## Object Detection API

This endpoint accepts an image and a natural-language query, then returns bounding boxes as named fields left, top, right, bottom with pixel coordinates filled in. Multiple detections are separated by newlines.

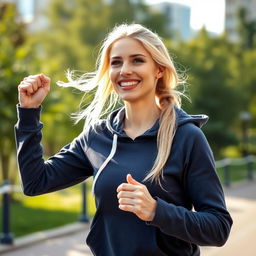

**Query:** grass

left=216, top=160, right=256, bottom=185
left=0, top=180, right=96, bottom=237
left=10, top=203, right=79, bottom=237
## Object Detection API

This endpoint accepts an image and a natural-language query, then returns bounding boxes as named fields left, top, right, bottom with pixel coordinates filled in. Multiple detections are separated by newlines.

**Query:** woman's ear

left=156, top=66, right=165, bottom=79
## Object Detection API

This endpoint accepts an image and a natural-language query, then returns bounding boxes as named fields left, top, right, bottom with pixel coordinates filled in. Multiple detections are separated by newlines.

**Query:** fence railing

left=0, top=181, right=89, bottom=245
left=215, top=155, right=256, bottom=187
left=0, top=155, right=255, bottom=245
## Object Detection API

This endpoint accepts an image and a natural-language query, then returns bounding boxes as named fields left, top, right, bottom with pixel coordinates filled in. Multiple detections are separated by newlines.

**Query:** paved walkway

left=0, top=224, right=93, bottom=256
left=1, top=181, right=256, bottom=256
left=200, top=181, right=256, bottom=256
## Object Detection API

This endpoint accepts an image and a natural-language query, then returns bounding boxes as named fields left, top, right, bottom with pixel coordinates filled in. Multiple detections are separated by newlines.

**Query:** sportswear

left=15, top=106, right=232, bottom=256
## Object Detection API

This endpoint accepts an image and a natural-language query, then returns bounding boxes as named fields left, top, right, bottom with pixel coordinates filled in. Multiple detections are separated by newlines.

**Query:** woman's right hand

left=18, top=74, right=51, bottom=108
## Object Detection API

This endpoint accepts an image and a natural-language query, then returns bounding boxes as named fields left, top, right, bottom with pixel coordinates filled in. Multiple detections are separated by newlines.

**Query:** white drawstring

left=91, top=134, right=118, bottom=196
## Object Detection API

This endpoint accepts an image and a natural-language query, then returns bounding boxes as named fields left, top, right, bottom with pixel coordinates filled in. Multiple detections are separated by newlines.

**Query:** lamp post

left=239, top=111, right=251, bottom=156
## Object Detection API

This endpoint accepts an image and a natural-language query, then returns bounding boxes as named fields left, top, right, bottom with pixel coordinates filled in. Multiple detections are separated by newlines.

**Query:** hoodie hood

left=106, top=107, right=209, bottom=136
left=175, top=107, right=208, bottom=128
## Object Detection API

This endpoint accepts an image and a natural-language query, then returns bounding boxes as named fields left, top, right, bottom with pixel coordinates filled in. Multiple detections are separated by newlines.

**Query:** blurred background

left=0, top=0, right=255, bottom=255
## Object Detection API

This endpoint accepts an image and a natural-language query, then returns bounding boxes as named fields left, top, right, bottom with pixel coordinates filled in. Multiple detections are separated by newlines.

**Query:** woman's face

left=109, top=37, right=163, bottom=104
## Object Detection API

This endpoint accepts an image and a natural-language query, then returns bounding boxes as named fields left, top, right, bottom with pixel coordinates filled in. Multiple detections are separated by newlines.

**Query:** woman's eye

left=111, top=60, right=122, bottom=66
left=133, top=58, right=145, bottom=63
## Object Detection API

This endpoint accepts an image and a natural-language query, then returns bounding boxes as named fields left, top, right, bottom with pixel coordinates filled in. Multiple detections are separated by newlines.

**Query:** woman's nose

left=120, top=63, right=132, bottom=76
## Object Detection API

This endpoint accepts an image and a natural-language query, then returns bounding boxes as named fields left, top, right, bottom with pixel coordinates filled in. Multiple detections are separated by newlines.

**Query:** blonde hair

left=57, top=24, right=184, bottom=184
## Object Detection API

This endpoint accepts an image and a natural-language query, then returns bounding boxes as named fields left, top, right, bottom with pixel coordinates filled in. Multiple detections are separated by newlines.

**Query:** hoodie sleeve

left=148, top=125, right=233, bottom=246
left=15, top=106, right=94, bottom=196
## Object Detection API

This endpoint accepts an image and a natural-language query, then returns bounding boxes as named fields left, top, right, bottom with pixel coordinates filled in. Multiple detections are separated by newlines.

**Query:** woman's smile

left=118, top=79, right=141, bottom=90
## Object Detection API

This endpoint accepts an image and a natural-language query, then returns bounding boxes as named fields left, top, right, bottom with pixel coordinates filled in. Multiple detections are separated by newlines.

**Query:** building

left=22, top=0, right=50, bottom=33
left=0, top=0, right=49, bottom=32
left=225, top=0, right=256, bottom=41
left=0, top=0, right=34, bottom=22
left=150, top=1, right=191, bottom=40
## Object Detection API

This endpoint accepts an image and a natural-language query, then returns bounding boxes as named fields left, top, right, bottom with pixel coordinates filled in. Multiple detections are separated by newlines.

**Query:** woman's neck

left=123, top=101, right=160, bottom=139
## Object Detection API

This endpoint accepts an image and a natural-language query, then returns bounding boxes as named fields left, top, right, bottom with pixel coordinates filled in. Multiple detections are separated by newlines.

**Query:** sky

left=146, top=0, right=225, bottom=34
left=19, top=0, right=226, bottom=34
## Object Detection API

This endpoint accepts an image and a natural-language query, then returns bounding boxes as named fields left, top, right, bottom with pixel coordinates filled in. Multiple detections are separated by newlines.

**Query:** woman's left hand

left=116, top=174, right=157, bottom=221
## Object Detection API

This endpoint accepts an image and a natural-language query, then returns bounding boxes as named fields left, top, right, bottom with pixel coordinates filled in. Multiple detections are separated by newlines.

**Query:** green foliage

left=30, top=0, right=170, bottom=75
left=237, top=7, right=256, bottom=49
left=173, top=29, right=241, bottom=156
left=0, top=3, right=30, bottom=180
left=171, top=24, right=256, bottom=157
left=107, top=0, right=170, bottom=38
left=228, top=6, right=256, bottom=153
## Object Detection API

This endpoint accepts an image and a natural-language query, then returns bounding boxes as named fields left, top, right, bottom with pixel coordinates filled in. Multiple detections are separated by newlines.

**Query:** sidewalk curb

left=0, top=222, right=90, bottom=254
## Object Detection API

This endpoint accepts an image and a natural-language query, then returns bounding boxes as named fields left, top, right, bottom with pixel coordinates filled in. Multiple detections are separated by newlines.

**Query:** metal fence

left=215, top=155, right=256, bottom=187
left=0, top=181, right=89, bottom=245
left=0, top=155, right=255, bottom=245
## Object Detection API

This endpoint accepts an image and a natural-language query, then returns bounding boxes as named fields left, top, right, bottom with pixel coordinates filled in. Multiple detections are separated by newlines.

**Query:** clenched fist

left=18, top=74, right=51, bottom=108
left=117, top=174, right=157, bottom=222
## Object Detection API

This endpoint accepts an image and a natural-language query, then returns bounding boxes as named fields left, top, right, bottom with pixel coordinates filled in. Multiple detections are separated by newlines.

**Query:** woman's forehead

left=109, top=37, right=150, bottom=59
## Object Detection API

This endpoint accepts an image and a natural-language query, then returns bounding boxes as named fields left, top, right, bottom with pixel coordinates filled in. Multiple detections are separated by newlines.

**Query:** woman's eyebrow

left=130, top=54, right=146, bottom=58
left=110, top=54, right=146, bottom=59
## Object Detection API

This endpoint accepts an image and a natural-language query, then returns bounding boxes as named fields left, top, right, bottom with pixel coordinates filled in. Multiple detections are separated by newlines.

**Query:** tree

left=234, top=8, right=256, bottom=154
left=172, top=29, right=241, bottom=157
left=25, top=0, right=110, bottom=155
left=0, top=3, right=30, bottom=180
left=107, top=0, right=170, bottom=38
left=237, top=7, right=256, bottom=50
left=31, top=0, right=170, bottom=76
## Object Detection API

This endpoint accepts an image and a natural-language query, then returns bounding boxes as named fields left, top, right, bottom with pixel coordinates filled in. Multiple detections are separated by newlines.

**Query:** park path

left=200, top=181, right=256, bottom=256
left=1, top=181, right=256, bottom=256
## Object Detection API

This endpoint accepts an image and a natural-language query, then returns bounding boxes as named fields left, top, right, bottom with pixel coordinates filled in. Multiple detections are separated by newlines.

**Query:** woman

left=15, top=24, right=232, bottom=256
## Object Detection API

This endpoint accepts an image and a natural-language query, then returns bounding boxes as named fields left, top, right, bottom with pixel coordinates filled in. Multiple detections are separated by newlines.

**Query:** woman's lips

left=118, top=80, right=140, bottom=90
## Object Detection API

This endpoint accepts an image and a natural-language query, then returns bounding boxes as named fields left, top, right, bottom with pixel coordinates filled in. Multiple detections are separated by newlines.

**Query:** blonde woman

left=15, top=24, right=232, bottom=255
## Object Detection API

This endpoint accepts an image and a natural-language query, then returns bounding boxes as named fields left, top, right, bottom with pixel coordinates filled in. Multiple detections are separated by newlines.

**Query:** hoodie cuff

left=16, top=104, right=43, bottom=130
left=146, top=197, right=176, bottom=227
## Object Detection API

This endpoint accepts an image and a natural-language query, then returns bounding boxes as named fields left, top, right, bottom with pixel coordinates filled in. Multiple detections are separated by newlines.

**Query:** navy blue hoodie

left=15, top=106, right=232, bottom=256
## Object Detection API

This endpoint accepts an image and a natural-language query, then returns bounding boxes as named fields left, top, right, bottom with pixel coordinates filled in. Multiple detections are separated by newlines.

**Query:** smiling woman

left=15, top=23, right=232, bottom=255
left=108, top=37, right=164, bottom=139
left=109, top=38, right=163, bottom=104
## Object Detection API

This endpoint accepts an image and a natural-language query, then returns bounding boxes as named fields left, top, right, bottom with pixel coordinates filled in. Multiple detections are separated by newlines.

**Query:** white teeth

left=120, top=81, right=139, bottom=87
